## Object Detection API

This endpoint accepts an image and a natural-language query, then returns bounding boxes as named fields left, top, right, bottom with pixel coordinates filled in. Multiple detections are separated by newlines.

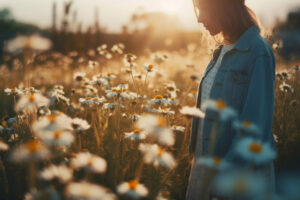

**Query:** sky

left=1, top=0, right=300, bottom=33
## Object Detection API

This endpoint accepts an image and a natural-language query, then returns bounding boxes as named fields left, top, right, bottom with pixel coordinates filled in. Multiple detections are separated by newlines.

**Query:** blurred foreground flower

left=232, top=120, right=261, bottom=135
left=0, top=141, right=9, bottom=151
left=203, top=99, right=237, bottom=121
left=235, top=137, right=276, bottom=165
left=40, top=164, right=72, bottom=183
left=32, top=113, right=73, bottom=134
left=180, top=106, right=205, bottom=118
left=124, top=129, right=148, bottom=140
left=213, top=169, right=267, bottom=199
left=196, top=156, right=231, bottom=171
left=136, top=114, right=174, bottom=146
left=71, top=152, right=107, bottom=173
left=67, top=182, right=117, bottom=200
left=117, top=179, right=148, bottom=199
left=24, top=187, right=60, bottom=200
left=15, top=93, right=50, bottom=113
left=11, top=140, right=50, bottom=162
left=139, top=143, right=176, bottom=169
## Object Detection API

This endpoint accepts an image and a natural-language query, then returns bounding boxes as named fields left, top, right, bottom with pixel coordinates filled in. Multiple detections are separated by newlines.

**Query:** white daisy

left=144, top=64, right=157, bottom=72
left=71, top=152, right=107, bottom=173
left=171, top=125, right=185, bottom=133
left=232, top=120, right=261, bottom=135
left=15, top=93, right=50, bottom=113
left=0, top=141, right=9, bottom=151
left=196, top=156, right=231, bottom=171
left=4, top=87, right=22, bottom=96
left=235, top=137, right=277, bottom=165
left=24, top=187, right=60, bottom=200
left=36, top=130, right=74, bottom=147
left=188, top=91, right=198, bottom=99
left=124, top=129, right=148, bottom=140
left=213, top=169, right=267, bottom=199
left=116, top=179, right=148, bottom=199
left=71, top=118, right=90, bottom=133
left=179, top=106, right=205, bottom=118
left=40, top=165, right=72, bottom=183
left=138, top=143, right=176, bottom=169
left=92, top=75, right=109, bottom=87
left=32, top=113, right=73, bottom=134
left=203, top=99, right=237, bottom=121
left=11, top=140, right=50, bottom=162
left=67, top=182, right=117, bottom=200
left=128, top=114, right=141, bottom=121
left=79, top=96, right=106, bottom=105
left=136, top=114, right=175, bottom=146
left=279, top=82, right=294, bottom=93
left=148, top=95, right=170, bottom=106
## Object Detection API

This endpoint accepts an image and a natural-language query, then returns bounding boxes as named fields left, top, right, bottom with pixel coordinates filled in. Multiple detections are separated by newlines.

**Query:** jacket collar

left=232, top=24, right=260, bottom=52
left=212, top=24, right=260, bottom=55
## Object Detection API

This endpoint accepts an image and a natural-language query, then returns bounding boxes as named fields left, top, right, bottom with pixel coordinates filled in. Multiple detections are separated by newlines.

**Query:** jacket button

left=233, top=74, right=238, bottom=81
left=241, top=70, right=248, bottom=75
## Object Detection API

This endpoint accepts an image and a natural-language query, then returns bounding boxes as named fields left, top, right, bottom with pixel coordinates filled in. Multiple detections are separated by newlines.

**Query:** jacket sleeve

left=223, top=54, right=276, bottom=165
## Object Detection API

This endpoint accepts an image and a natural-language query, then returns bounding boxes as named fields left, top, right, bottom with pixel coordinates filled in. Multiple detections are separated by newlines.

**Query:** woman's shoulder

left=249, top=33, right=274, bottom=59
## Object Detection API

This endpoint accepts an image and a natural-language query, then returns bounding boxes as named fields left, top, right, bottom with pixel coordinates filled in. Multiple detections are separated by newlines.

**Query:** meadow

left=0, top=36, right=299, bottom=200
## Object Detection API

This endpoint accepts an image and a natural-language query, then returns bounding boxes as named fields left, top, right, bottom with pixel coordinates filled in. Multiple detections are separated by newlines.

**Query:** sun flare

left=159, top=0, right=182, bottom=14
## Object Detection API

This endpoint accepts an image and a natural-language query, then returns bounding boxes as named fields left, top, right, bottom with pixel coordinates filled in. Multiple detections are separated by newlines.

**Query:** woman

left=186, top=0, right=277, bottom=199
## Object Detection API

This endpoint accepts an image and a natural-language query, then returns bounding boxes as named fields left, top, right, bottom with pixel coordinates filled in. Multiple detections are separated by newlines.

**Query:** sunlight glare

left=160, top=0, right=182, bottom=14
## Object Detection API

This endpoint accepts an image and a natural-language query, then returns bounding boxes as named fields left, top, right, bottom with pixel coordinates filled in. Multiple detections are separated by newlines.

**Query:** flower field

left=0, top=37, right=299, bottom=200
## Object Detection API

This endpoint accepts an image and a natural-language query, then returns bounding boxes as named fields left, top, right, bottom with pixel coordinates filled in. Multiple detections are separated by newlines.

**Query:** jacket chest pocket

left=224, top=69, right=251, bottom=112
left=228, top=69, right=250, bottom=84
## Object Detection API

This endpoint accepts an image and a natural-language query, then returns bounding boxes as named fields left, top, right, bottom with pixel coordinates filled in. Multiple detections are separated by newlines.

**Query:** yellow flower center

left=112, top=89, right=121, bottom=93
left=249, top=143, right=263, bottom=154
left=157, top=116, right=167, bottom=127
left=128, top=180, right=138, bottom=190
left=133, top=129, right=140, bottom=134
left=216, top=100, right=226, bottom=109
left=243, top=121, right=251, bottom=127
left=48, top=114, right=57, bottom=123
left=54, top=131, right=62, bottom=139
left=154, top=95, right=163, bottom=99
left=27, top=141, right=40, bottom=153
left=1, top=121, right=7, bottom=127
left=157, top=147, right=165, bottom=157
left=87, top=158, right=94, bottom=166
left=28, top=93, right=35, bottom=102
left=213, top=157, right=222, bottom=165
left=148, top=65, right=153, bottom=69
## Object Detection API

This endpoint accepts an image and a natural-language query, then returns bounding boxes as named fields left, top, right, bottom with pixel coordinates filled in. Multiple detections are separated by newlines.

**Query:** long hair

left=206, top=0, right=261, bottom=44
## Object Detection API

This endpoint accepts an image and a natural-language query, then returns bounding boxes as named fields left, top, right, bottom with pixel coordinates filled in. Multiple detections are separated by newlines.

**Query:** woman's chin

left=207, top=29, right=220, bottom=36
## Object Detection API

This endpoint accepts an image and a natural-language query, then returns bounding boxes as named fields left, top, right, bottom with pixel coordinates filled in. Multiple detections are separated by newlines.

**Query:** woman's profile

left=186, top=0, right=277, bottom=199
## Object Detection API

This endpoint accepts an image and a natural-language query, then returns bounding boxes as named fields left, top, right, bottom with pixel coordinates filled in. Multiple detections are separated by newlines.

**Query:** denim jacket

left=188, top=25, right=277, bottom=166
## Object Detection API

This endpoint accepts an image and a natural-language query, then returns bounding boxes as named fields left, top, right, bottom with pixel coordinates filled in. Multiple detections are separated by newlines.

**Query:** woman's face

left=193, top=0, right=222, bottom=36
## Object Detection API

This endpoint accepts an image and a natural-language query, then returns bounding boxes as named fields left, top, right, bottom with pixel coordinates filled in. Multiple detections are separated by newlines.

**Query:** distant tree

left=0, top=8, right=45, bottom=56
